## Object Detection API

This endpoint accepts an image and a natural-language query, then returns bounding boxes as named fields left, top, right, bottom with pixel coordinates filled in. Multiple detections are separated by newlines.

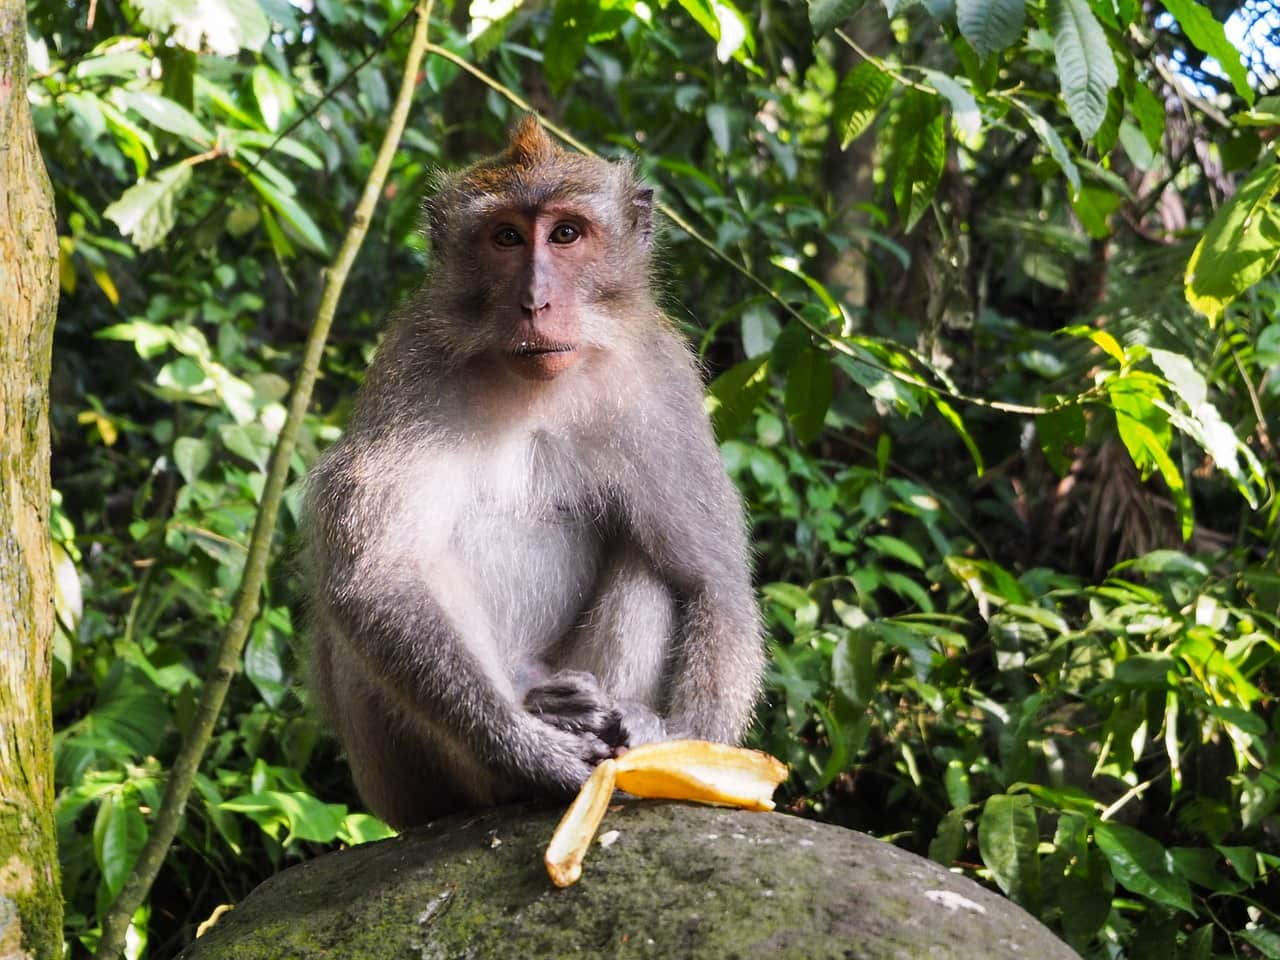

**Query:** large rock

left=179, top=801, right=1079, bottom=960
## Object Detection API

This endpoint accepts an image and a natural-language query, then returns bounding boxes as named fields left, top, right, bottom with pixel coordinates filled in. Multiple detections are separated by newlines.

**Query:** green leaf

left=933, top=397, right=984, bottom=473
left=135, top=0, right=270, bottom=55
left=865, top=534, right=925, bottom=569
left=1037, top=399, right=1086, bottom=475
left=1160, top=0, right=1254, bottom=105
left=222, top=791, right=347, bottom=843
left=1046, top=0, right=1118, bottom=139
left=957, top=0, right=1026, bottom=56
left=1185, top=159, right=1280, bottom=323
left=1094, top=821, right=1195, bottom=913
left=833, top=627, right=876, bottom=707
left=1108, top=372, right=1170, bottom=479
left=173, top=436, right=210, bottom=483
left=245, top=621, right=288, bottom=709
left=784, top=346, right=833, bottom=444
left=707, top=354, right=770, bottom=440
left=890, top=91, right=946, bottom=231
left=944, top=758, right=972, bottom=807
left=339, top=813, right=398, bottom=845
left=1113, top=652, right=1176, bottom=687
left=94, top=790, right=148, bottom=897
left=248, top=173, right=329, bottom=256
left=252, top=64, right=281, bottom=131
left=706, top=103, right=732, bottom=154
left=1020, top=103, right=1081, bottom=194
left=104, top=162, right=193, bottom=252
left=1131, top=82, right=1165, bottom=152
left=919, top=68, right=981, bottom=143
left=1238, top=927, right=1280, bottom=958
left=545, top=0, right=594, bottom=94
left=809, top=0, right=866, bottom=34
left=120, top=89, right=212, bottom=143
left=929, top=808, right=967, bottom=866
left=978, top=793, right=1042, bottom=912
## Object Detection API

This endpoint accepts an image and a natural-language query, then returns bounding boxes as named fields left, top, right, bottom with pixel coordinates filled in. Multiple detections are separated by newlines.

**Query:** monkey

left=302, top=116, right=765, bottom=829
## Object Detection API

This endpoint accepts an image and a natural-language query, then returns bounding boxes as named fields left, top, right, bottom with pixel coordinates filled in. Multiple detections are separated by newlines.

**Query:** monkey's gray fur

left=302, top=118, right=765, bottom=828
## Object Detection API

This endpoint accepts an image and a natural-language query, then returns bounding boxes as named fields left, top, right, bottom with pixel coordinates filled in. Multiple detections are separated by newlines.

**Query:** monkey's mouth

left=508, top=341, right=579, bottom=381
left=512, top=341, right=576, bottom=358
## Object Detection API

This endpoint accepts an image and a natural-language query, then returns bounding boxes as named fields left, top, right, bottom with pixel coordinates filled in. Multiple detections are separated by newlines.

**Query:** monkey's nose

left=521, top=297, right=550, bottom=316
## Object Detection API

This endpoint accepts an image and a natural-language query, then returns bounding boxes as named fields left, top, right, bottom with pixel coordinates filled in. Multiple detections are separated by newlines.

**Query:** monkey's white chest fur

left=410, top=426, right=602, bottom=664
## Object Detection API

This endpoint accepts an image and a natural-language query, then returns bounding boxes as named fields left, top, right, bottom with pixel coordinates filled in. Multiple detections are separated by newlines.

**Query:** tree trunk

left=0, top=1, right=63, bottom=958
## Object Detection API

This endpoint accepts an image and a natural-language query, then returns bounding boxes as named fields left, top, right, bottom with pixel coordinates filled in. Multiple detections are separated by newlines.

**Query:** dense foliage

left=25, top=0, right=1280, bottom=956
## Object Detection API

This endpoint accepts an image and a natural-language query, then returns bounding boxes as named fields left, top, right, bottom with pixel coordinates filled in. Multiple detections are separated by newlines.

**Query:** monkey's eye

left=493, top=226, right=523, bottom=248
left=548, top=223, right=580, bottom=245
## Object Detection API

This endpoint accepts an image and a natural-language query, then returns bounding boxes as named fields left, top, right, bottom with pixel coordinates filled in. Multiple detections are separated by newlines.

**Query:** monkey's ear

left=633, top=187, right=655, bottom=249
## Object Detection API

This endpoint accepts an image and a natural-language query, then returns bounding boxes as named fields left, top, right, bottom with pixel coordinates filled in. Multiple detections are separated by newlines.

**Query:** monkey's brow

left=463, top=183, right=608, bottom=221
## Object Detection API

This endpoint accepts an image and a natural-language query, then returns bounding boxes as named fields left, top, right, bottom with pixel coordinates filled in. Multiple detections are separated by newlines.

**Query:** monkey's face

left=472, top=205, right=597, bottom=382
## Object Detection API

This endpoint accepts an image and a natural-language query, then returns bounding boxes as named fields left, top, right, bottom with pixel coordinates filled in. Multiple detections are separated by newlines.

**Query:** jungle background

left=15, top=0, right=1280, bottom=955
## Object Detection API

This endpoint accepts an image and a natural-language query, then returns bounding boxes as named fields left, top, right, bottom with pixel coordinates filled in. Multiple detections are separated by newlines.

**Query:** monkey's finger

left=613, top=740, right=789, bottom=811
left=544, top=757, right=617, bottom=887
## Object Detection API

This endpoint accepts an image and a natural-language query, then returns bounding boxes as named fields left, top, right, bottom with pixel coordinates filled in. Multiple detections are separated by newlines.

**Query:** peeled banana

left=544, top=740, right=788, bottom=887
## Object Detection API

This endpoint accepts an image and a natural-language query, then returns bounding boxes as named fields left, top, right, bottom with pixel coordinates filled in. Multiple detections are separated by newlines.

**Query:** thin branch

left=90, top=3, right=435, bottom=957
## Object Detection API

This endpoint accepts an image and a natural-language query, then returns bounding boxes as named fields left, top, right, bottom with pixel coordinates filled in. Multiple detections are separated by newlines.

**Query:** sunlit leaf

left=978, top=793, right=1042, bottom=912
left=104, top=162, right=193, bottom=252
left=1094, top=822, right=1195, bottom=913
left=833, top=61, right=895, bottom=148
left=1046, top=0, right=1118, bottom=139
left=957, top=0, right=1025, bottom=56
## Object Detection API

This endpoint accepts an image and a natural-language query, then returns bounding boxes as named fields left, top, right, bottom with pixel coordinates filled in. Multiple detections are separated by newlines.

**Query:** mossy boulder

left=179, top=801, right=1079, bottom=960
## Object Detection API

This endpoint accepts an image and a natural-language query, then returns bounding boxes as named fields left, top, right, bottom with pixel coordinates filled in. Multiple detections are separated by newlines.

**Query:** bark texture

left=178, top=802, right=1081, bottom=960
left=0, top=2, right=62, bottom=957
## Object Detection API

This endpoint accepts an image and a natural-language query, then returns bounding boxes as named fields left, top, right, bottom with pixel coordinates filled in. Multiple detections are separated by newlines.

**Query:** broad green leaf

left=809, top=0, right=865, bottom=34
left=1113, top=652, right=1176, bottom=687
left=252, top=64, right=281, bottom=131
left=1131, top=82, right=1165, bottom=152
left=339, top=813, right=397, bottom=845
left=1160, top=0, right=1254, bottom=104
left=545, top=0, right=594, bottom=93
left=978, top=793, right=1042, bottom=912
left=248, top=173, right=329, bottom=256
left=1047, top=0, right=1118, bottom=139
left=1037, top=399, right=1086, bottom=475
left=933, top=397, right=984, bottom=473
left=919, top=68, right=981, bottom=143
left=890, top=91, right=946, bottom=231
left=865, top=534, right=925, bottom=569
left=706, top=354, right=770, bottom=440
left=222, top=791, right=346, bottom=843
left=1238, top=927, right=1280, bottom=958
left=1020, top=104, right=1081, bottom=194
left=104, top=162, right=193, bottom=252
left=245, top=621, right=287, bottom=709
left=98, top=100, right=157, bottom=178
left=944, top=759, right=971, bottom=807
left=226, top=130, right=323, bottom=169
left=1185, top=159, right=1280, bottom=323
left=706, top=103, right=732, bottom=154
left=957, top=0, right=1025, bottom=56
left=135, top=0, right=270, bottom=55
left=676, top=0, right=754, bottom=62
left=785, top=346, right=833, bottom=444
left=929, top=808, right=967, bottom=866
left=120, top=89, right=212, bottom=143
left=173, top=437, right=209, bottom=483
left=94, top=790, right=148, bottom=897
left=1094, top=821, right=1195, bottom=913
left=833, top=626, right=876, bottom=707
left=1108, top=372, right=1170, bottom=478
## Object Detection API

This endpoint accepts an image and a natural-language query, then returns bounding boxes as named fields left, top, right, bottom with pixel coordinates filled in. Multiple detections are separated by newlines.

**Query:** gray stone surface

left=179, top=801, right=1080, bottom=960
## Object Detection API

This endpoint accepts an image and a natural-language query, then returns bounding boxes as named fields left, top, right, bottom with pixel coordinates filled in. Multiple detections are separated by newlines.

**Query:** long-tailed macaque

left=303, top=117, right=765, bottom=828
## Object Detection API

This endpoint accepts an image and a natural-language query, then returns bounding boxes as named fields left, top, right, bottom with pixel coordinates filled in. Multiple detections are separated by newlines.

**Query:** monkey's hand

left=523, top=670, right=626, bottom=748
left=614, top=700, right=669, bottom=749
left=520, top=719, right=616, bottom=799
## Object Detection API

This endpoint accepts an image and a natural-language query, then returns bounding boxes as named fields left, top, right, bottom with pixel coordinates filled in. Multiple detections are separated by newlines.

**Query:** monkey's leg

left=548, top=544, right=678, bottom=746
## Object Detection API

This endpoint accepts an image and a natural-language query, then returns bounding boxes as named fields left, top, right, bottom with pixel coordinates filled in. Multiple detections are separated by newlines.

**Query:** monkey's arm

left=619, top=396, right=767, bottom=744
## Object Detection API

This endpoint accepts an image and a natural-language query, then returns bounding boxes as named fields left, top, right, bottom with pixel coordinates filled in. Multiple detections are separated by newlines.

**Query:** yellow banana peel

left=544, top=740, right=788, bottom=887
